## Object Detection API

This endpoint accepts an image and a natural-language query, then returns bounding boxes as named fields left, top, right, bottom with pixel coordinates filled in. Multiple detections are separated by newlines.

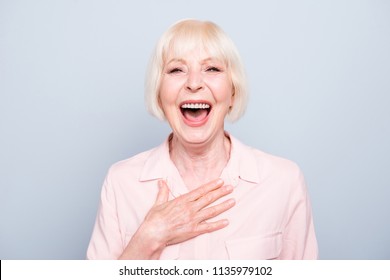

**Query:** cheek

left=206, top=76, right=233, bottom=101
left=214, top=83, right=234, bottom=105
left=159, top=96, right=173, bottom=114
left=159, top=81, right=175, bottom=106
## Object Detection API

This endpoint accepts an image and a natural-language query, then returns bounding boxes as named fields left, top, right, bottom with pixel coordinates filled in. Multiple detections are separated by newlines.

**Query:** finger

left=195, top=198, right=236, bottom=222
left=194, top=219, right=230, bottom=235
left=192, top=184, right=234, bottom=210
left=183, top=178, right=224, bottom=202
left=154, top=180, right=170, bottom=206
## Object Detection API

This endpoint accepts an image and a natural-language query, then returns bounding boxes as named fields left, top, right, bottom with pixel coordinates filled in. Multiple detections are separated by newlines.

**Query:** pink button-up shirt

left=87, top=134, right=318, bottom=259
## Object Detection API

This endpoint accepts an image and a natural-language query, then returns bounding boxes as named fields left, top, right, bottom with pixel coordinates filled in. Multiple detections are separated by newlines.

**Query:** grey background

left=1, top=0, right=389, bottom=259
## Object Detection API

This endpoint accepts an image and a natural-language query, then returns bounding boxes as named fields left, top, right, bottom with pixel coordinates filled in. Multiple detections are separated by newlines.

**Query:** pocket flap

left=225, top=232, right=282, bottom=259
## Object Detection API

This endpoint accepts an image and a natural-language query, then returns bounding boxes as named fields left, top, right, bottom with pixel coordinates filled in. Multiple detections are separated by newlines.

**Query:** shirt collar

left=139, top=137, right=173, bottom=182
left=224, top=133, right=260, bottom=184
left=139, top=132, right=260, bottom=185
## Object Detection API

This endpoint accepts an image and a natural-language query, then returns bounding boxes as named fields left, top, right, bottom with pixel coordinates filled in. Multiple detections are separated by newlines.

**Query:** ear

left=157, top=94, right=162, bottom=109
left=157, top=94, right=166, bottom=118
left=229, top=86, right=235, bottom=108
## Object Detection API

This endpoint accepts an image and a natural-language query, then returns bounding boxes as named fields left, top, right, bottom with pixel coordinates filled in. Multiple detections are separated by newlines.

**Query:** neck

left=169, top=131, right=231, bottom=190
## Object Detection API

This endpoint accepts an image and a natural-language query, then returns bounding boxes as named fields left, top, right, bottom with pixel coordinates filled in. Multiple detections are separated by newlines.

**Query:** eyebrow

left=166, top=57, right=222, bottom=64
left=166, top=58, right=186, bottom=64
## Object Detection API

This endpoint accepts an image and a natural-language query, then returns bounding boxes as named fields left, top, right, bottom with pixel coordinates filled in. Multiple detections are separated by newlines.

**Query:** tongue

left=183, top=109, right=208, bottom=122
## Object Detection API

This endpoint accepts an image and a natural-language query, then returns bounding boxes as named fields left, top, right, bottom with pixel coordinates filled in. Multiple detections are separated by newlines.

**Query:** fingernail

left=225, top=185, right=233, bottom=192
left=216, top=178, right=224, bottom=185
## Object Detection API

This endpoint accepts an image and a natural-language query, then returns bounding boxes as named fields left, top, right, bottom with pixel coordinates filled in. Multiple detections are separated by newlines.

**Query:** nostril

left=185, top=74, right=204, bottom=92
left=186, top=85, right=203, bottom=92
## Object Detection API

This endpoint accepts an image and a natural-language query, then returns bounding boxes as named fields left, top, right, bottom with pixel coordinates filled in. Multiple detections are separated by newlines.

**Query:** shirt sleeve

left=278, top=169, right=319, bottom=259
left=86, top=172, right=124, bottom=259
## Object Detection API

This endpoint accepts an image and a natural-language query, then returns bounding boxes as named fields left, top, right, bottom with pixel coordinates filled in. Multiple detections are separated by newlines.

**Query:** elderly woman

left=87, top=19, right=318, bottom=259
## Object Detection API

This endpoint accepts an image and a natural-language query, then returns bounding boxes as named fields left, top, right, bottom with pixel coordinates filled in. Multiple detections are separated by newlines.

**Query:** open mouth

left=180, top=102, right=211, bottom=126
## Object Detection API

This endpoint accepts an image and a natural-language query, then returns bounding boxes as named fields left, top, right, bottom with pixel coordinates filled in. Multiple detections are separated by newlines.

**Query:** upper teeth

left=181, top=103, right=210, bottom=109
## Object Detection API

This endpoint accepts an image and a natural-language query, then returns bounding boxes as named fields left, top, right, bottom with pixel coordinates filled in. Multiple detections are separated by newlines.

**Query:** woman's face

left=159, top=49, right=234, bottom=146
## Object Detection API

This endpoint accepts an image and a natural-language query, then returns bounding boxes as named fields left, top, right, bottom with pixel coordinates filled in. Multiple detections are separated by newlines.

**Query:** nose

left=185, top=69, right=203, bottom=93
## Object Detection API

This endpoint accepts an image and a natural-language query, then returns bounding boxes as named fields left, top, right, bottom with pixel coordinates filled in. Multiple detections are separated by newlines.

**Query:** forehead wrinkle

left=165, top=58, right=186, bottom=64
left=165, top=53, right=225, bottom=66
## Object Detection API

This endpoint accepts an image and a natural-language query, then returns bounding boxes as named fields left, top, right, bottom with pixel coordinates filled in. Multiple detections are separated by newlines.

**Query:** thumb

left=155, top=180, right=169, bottom=205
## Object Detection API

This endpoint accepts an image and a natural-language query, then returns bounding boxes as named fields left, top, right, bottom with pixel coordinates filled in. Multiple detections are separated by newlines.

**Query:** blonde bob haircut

left=145, top=19, right=248, bottom=122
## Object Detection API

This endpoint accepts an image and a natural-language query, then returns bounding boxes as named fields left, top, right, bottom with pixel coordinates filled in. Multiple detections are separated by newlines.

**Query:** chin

left=176, top=123, right=223, bottom=146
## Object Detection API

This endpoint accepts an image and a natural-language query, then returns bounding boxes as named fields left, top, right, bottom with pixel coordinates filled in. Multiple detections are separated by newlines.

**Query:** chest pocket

left=225, top=232, right=282, bottom=260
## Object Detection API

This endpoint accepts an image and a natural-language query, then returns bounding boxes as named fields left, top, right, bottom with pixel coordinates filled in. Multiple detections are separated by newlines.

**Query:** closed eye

left=168, top=67, right=183, bottom=74
left=206, top=67, right=221, bottom=72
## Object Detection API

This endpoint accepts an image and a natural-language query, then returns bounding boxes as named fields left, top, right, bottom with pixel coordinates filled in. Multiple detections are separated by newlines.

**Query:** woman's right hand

left=118, top=178, right=235, bottom=259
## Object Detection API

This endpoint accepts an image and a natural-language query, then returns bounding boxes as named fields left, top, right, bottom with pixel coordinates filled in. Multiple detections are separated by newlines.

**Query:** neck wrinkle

left=169, top=131, right=231, bottom=187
